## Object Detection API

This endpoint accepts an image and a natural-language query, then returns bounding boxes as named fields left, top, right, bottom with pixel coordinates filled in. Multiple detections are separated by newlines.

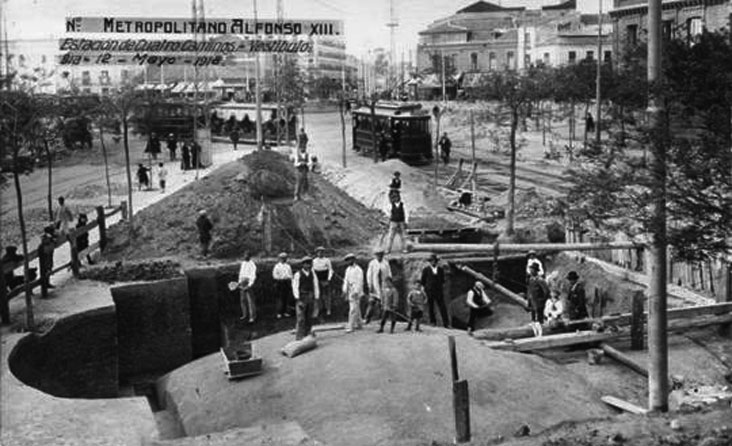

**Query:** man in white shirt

left=544, top=291, right=565, bottom=326
left=294, top=146, right=311, bottom=201
left=365, top=249, right=391, bottom=324
left=238, top=252, right=257, bottom=323
left=341, top=253, right=364, bottom=332
left=54, top=196, right=74, bottom=237
left=157, top=163, right=168, bottom=193
left=292, top=256, right=320, bottom=340
left=272, top=252, right=293, bottom=319
left=312, top=246, right=334, bottom=317
left=385, top=193, right=408, bottom=254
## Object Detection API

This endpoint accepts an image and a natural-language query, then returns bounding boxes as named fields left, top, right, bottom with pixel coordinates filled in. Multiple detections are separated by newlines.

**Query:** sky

left=3, top=0, right=613, bottom=57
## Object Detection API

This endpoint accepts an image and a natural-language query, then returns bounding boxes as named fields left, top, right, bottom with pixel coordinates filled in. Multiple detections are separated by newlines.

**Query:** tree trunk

left=506, top=107, right=518, bottom=236
left=45, top=139, right=53, bottom=221
left=122, top=117, right=134, bottom=237
left=12, top=165, right=34, bottom=331
left=99, top=127, right=112, bottom=207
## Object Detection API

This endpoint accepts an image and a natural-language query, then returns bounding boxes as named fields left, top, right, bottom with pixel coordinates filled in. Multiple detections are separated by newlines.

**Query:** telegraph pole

left=253, top=0, right=263, bottom=150
left=595, top=0, right=603, bottom=146
left=387, top=0, right=398, bottom=96
left=647, top=0, right=669, bottom=413
left=441, top=49, right=447, bottom=104
left=191, top=0, right=200, bottom=179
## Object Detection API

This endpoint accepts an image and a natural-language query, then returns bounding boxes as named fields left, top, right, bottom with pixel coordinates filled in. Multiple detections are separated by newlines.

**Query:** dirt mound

left=102, top=151, right=384, bottom=261
left=157, top=329, right=611, bottom=446
left=78, top=258, right=183, bottom=283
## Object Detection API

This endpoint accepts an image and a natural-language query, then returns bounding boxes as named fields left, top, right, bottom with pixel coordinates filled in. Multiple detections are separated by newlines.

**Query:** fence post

left=96, top=206, right=107, bottom=252
left=448, top=336, right=471, bottom=443
left=719, top=262, right=731, bottom=337
left=0, top=263, right=9, bottom=325
left=69, top=235, right=80, bottom=278
left=630, top=290, right=645, bottom=350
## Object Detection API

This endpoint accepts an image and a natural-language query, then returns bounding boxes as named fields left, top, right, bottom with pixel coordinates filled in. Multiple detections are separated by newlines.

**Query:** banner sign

left=65, top=17, right=343, bottom=37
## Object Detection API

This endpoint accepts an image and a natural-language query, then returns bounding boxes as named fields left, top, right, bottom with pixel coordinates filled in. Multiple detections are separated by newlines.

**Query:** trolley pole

left=647, top=0, right=669, bottom=413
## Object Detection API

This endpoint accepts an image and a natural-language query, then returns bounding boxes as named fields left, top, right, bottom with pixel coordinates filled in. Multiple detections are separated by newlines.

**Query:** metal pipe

left=409, top=241, right=641, bottom=253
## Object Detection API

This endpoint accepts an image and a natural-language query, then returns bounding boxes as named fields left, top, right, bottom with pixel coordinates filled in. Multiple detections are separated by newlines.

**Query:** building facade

left=610, top=0, right=732, bottom=59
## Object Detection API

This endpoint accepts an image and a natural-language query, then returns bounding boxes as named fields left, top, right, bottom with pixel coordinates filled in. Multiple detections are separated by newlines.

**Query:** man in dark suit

left=420, top=253, right=450, bottom=328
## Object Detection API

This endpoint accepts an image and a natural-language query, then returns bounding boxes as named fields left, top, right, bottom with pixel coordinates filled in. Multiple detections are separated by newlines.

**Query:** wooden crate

left=220, top=343, right=263, bottom=380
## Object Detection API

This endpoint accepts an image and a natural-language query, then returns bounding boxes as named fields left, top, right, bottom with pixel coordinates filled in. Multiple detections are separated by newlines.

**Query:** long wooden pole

left=457, top=265, right=529, bottom=309
left=410, top=241, right=640, bottom=253
left=647, top=0, right=668, bottom=413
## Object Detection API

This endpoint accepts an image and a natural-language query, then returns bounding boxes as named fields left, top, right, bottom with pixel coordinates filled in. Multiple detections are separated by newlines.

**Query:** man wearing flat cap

left=527, top=262, right=550, bottom=324
left=565, top=271, right=588, bottom=321
left=272, top=252, right=293, bottom=319
left=421, top=253, right=450, bottom=328
left=292, top=256, right=320, bottom=340
left=341, top=253, right=364, bottom=332
left=313, top=246, right=334, bottom=318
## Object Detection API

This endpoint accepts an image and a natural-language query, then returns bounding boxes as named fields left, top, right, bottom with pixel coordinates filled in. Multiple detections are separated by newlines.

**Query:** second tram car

left=351, top=102, right=432, bottom=165
left=210, top=102, right=297, bottom=145
left=132, top=100, right=205, bottom=139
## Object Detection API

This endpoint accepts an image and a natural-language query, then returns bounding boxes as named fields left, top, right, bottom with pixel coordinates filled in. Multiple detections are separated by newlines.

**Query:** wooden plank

left=601, top=395, right=648, bottom=415
left=453, top=379, right=471, bottom=443
left=457, top=265, right=529, bottom=309
left=600, top=343, right=648, bottom=377
left=410, top=241, right=641, bottom=254
left=483, top=330, right=624, bottom=352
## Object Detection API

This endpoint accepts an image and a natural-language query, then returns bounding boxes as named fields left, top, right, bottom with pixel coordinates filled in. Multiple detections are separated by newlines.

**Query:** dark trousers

left=379, top=309, right=396, bottom=332
left=295, top=294, right=315, bottom=340
left=274, top=280, right=291, bottom=316
left=530, top=299, right=547, bottom=324
left=468, top=306, right=493, bottom=331
left=427, top=290, right=449, bottom=327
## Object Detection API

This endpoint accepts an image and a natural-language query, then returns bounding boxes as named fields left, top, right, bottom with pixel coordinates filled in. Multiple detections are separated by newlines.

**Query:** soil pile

left=157, top=329, right=611, bottom=446
left=102, top=151, right=384, bottom=261
left=78, top=258, right=183, bottom=283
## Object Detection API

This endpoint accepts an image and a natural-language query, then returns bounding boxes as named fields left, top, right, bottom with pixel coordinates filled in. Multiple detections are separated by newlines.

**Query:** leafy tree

left=567, top=31, right=732, bottom=261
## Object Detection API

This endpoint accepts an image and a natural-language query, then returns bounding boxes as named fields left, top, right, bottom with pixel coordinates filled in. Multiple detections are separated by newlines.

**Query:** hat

left=278, top=252, right=288, bottom=259
left=428, top=253, right=439, bottom=261
left=315, top=246, right=325, bottom=252
left=5, top=246, right=17, bottom=253
left=529, top=263, right=540, bottom=271
left=344, top=253, right=356, bottom=261
left=394, top=171, right=401, bottom=176
left=475, top=281, right=485, bottom=289
left=301, top=256, right=313, bottom=264
left=528, top=250, right=537, bottom=256
left=199, top=209, right=207, bottom=215
left=374, top=248, right=385, bottom=255
left=567, top=271, right=579, bottom=281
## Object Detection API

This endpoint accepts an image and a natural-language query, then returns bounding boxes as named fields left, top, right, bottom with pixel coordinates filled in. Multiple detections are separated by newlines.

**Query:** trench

left=7, top=253, right=642, bottom=442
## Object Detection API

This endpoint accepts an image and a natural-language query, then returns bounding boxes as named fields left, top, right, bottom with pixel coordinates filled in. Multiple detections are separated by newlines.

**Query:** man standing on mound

left=292, top=256, right=320, bottom=340
left=294, top=145, right=311, bottom=201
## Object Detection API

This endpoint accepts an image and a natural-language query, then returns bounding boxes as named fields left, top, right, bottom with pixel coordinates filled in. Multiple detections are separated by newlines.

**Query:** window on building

left=524, top=55, right=531, bottom=67
left=604, top=51, right=612, bottom=63
left=41, top=55, right=47, bottom=64
left=687, top=17, right=703, bottom=43
left=627, top=24, right=639, bottom=46
left=99, top=70, right=110, bottom=85
left=586, top=51, right=594, bottom=60
left=543, top=52, right=550, bottom=65
left=662, top=20, right=674, bottom=41
left=81, top=71, right=91, bottom=86
left=506, top=51, right=514, bottom=70
left=568, top=51, right=577, bottom=64
left=488, top=52, right=496, bottom=70
left=470, top=53, right=478, bottom=71
left=101, top=88, right=109, bottom=95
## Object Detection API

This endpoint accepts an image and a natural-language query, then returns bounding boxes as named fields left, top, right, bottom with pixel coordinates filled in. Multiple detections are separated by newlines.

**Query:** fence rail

left=1, top=202, right=126, bottom=324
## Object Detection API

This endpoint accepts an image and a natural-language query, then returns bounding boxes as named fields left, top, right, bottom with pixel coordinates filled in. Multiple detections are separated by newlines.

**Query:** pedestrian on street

left=298, top=128, right=309, bottom=150
left=145, top=133, right=161, bottom=161
left=365, top=248, right=391, bottom=324
left=181, top=140, right=191, bottom=171
left=565, top=271, right=589, bottom=321
left=196, top=209, right=213, bottom=257
left=420, top=253, right=450, bottom=328
left=385, top=192, right=408, bottom=253
left=54, top=196, right=74, bottom=237
left=38, top=225, right=57, bottom=294
left=230, top=126, right=240, bottom=151
left=313, top=246, right=334, bottom=318
left=527, top=263, right=550, bottom=324
left=293, top=145, right=311, bottom=200
left=292, top=256, right=320, bottom=340
left=439, top=132, right=452, bottom=165
left=158, top=163, right=168, bottom=193
left=378, top=131, right=389, bottom=161
left=405, top=279, right=427, bottom=332
left=466, top=281, right=492, bottom=335
left=136, top=164, right=150, bottom=191
left=585, top=112, right=595, bottom=134
left=238, top=252, right=257, bottom=323
left=377, top=276, right=399, bottom=334
left=272, top=252, right=293, bottom=319
left=341, top=253, right=364, bottom=333
left=166, top=133, right=177, bottom=161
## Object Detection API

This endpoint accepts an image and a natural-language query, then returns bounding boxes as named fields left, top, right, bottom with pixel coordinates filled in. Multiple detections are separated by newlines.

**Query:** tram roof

left=353, top=101, right=430, bottom=119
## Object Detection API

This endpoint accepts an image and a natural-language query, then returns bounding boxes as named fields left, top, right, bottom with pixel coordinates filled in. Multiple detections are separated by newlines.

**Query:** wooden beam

left=457, top=265, right=529, bottom=309
left=409, top=241, right=641, bottom=254
left=482, top=330, right=624, bottom=352
left=446, top=254, right=527, bottom=264
left=601, top=396, right=648, bottom=415
left=600, top=343, right=648, bottom=377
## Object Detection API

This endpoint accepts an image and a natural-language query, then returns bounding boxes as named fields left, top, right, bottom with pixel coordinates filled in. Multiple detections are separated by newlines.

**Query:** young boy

left=377, top=276, right=399, bottom=334
left=405, top=279, right=427, bottom=332
left=389, top=171, right=402, bottom=190
left=158, top=163, right=168, bottom=193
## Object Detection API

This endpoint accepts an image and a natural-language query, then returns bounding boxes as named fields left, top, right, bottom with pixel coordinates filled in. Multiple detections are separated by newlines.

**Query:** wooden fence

left=1, top=202, right=126, bottom=324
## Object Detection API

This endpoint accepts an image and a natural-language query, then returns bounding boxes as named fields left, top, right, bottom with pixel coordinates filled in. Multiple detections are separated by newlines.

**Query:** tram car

left=131, top=100, right=205, bottom=139
left=351, top=101, right=432, bottom=165
left=209, top=102, right=298, bottom=145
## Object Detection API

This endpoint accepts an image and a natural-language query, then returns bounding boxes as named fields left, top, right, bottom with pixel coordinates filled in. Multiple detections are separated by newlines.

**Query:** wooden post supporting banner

left=453, top=379, right=471, bottom=443
left=448, top=335, right=459, bottom=382
left=630, top=290, right=645, bottom=350
left=96, top=206, right=107, bottom=252
left=69, top=237, right=80, bottom=278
